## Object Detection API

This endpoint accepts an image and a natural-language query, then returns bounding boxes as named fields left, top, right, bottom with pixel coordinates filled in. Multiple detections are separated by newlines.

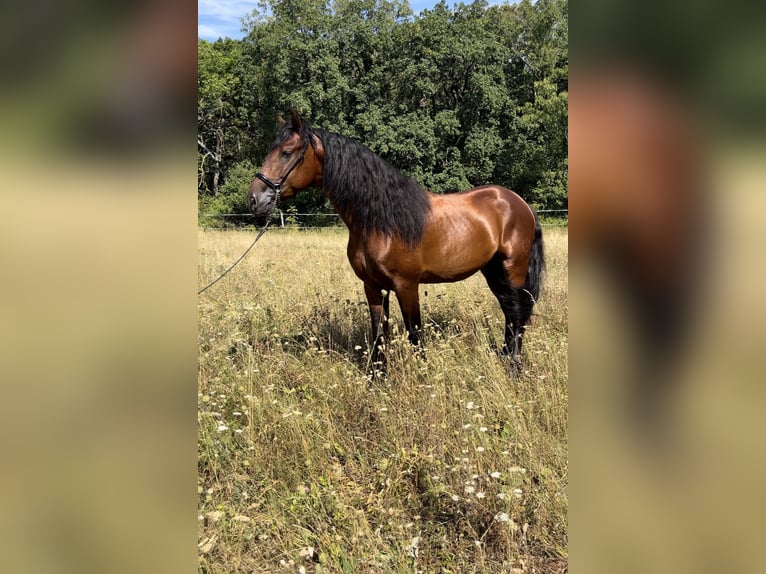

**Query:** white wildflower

left=300, top=547, right=315, bottom=561
left=405, top=535, right=420, bottom=558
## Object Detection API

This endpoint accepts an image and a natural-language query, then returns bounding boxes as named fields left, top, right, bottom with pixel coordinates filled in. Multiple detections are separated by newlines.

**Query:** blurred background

left=0, top=0, right=197, bottom=572
left=570, top=0, right=766, bottom=572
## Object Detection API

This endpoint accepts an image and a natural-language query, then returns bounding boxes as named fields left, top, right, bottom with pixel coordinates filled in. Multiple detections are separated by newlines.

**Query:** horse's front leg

left=394, top=284, right=423, bottom=348
left=364, top=283, right=389, bottom=373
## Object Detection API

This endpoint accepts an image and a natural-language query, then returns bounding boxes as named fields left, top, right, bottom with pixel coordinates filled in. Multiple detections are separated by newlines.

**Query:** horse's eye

left=281, top=150, right=293, bottom=158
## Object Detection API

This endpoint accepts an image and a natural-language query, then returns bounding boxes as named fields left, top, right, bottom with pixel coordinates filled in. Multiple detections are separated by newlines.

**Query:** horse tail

left=525, top=211, right=545, bottom=303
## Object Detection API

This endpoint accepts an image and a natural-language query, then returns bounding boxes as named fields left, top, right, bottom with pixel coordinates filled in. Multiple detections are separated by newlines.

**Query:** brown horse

left=248, top=112, right=545, bottom=373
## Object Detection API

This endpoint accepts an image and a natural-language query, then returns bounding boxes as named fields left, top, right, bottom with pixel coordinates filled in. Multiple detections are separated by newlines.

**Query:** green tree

left=198, top=0, right=569, bottom=219
left=198, top=39, right=240, bottom=196
left=198, top=160, right=256, bottom=227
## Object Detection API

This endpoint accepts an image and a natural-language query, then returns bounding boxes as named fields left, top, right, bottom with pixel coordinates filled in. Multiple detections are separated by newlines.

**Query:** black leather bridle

left=253, top=138, right=310, bottom=210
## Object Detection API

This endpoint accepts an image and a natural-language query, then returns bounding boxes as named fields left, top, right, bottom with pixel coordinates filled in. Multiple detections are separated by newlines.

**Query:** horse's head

left=248, top=111, right=323, bottom=216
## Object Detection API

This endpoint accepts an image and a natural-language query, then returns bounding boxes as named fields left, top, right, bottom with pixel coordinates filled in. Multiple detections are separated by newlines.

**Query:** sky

left=198, top=0, right=510, bottom=41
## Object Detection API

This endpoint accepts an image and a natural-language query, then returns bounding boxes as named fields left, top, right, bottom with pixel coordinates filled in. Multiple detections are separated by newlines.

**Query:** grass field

left=198, top=227, right=568, bottom=573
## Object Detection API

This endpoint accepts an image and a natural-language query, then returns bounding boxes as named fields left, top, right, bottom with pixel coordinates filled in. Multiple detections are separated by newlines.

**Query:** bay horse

left=248, top=112, right=545, bottom=373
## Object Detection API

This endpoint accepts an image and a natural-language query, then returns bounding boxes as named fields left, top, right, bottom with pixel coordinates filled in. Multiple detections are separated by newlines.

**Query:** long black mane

left=279, top=118, right=432, bottom=246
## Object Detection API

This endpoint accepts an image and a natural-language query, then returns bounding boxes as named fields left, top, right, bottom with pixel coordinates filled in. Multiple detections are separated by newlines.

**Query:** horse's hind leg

left=509, top=286, right=535, bottom=368
left=481, top=261, right=518, bottom=362
left=481, top=255, right=534, bottom=370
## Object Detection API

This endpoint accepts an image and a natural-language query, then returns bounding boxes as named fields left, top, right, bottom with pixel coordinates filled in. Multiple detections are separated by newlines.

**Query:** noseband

left=254, top=139, right=310, bottom=210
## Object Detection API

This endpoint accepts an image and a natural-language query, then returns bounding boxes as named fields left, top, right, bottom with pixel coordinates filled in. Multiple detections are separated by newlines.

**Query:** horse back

left=430, top=185, right=536, bottom=238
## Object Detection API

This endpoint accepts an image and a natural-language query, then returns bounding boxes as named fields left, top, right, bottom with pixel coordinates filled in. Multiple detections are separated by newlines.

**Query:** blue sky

left=198, top=0, right=512, bottom=41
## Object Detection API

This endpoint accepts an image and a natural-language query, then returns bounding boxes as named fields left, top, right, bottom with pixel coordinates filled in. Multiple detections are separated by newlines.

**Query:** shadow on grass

left=235, top=298, right=524, bottom=376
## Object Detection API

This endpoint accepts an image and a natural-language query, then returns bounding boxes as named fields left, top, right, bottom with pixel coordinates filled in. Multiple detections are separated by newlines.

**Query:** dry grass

left=198, top=227, right=567, bottom=573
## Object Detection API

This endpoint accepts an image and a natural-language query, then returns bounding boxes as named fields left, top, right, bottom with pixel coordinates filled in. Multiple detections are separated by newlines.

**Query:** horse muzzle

left=248, top=189, right=276, bottom=216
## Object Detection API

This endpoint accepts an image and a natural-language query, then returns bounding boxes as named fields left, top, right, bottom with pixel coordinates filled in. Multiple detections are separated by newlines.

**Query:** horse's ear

left=290, top=110, right=302, bottom=131
left=277, top=115, right=286, bottom=127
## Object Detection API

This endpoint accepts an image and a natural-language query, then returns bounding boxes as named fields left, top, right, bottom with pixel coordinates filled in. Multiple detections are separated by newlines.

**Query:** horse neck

left=321, top=187, right=358, bottom=232
left=315, top=130, right=367, bottom=232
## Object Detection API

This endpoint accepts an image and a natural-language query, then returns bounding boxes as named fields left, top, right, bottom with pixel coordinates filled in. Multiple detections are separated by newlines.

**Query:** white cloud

left=198, top=23, right=226, bottom=40
left=198, top=0, right=261, bottom=21
left=198, top=0, right=262, bottom=40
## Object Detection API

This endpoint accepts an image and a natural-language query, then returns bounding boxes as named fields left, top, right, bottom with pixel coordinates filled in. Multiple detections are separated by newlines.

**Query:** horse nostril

left=249, top=193, right=270, bottom=214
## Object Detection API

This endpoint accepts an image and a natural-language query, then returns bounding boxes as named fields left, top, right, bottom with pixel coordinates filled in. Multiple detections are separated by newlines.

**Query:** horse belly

left=419, top=240, right=496, bottom=283
left=419, top=268, right=480, bottom=283
left=419, top=192, right=506, bottom=281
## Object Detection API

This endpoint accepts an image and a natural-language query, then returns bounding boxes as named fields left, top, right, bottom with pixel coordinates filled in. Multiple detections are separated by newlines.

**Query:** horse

left=248, top=112, right=545, bottom=373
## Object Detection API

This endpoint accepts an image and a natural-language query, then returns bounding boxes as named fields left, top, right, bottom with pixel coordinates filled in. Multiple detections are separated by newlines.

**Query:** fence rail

left=201, top=209, right=568, bottom=218
left=200, top=210, right=568, bottom=229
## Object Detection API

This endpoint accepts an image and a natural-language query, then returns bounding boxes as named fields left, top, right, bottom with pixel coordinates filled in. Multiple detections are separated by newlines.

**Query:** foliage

left=198, top=0, right=568, bottom=217
left=199, top=160, right=257, bottom=227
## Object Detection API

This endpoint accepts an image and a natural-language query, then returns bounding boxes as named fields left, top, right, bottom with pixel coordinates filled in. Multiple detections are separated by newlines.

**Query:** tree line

left=198, top=0, right=567, bottom=224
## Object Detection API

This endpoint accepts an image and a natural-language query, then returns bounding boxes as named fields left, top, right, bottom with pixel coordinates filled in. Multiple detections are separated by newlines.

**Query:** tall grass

left=198, top=227, right=567, bottom=573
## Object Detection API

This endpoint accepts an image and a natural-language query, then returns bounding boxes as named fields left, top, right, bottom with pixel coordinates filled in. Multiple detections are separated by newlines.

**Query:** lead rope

left=198, top=218, right=272, bottom=296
